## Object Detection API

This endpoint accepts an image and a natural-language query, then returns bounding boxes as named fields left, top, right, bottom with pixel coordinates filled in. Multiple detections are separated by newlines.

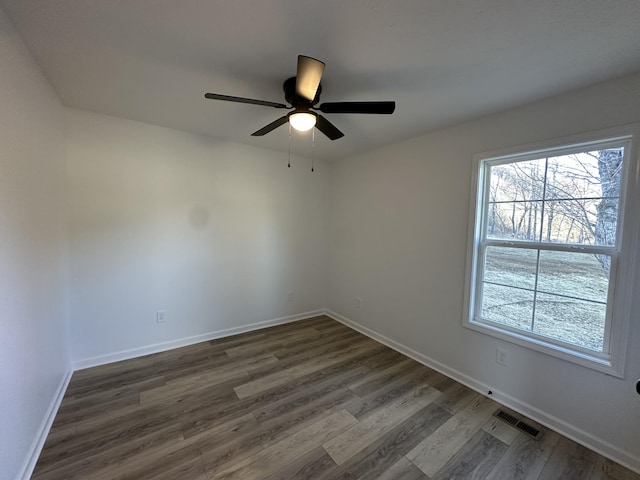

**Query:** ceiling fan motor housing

left=284, top=76, right=322, bottom=108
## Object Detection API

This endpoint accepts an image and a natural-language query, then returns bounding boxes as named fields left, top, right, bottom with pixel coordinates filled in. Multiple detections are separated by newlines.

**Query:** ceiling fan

left=204, top=55, right=396, bottom=140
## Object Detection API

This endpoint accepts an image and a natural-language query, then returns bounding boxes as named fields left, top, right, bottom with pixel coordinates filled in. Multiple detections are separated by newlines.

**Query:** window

left=464, top=129, right=638, bottom=375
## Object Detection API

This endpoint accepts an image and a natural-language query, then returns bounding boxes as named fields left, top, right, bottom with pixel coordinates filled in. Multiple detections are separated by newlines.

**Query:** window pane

left=542, top=200, right=600, bottom=245
left=487, top=159, right=545, bottom=241
left=481, top=283, right=534, bottom=330
left=543, top=149, right=622, bottom=246
left=484, top=246, right=537, bottom=290
left=490, top=160, right=546, bottom=202
left=486, top=200, right=543, bottom=241
left=533, top=293, right=606, bottom=352
left=537, top=250, right=609, bottom=303
left=545, top=153, right=601, bottom=200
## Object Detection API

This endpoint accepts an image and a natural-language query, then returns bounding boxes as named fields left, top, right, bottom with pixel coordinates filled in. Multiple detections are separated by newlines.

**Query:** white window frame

left=463, top=125, right=640, bottom=377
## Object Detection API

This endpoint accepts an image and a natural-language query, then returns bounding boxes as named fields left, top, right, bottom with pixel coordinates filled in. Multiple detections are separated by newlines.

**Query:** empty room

left=2, top=1, right=640, bottom=479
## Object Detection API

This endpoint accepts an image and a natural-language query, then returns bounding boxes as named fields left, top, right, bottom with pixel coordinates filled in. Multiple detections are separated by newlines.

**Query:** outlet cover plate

left=496, top=348, right=508, bottom=366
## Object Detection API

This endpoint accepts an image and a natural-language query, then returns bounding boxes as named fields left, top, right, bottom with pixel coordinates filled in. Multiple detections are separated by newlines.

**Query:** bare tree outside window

left=594, top=149, right=623, bottom=275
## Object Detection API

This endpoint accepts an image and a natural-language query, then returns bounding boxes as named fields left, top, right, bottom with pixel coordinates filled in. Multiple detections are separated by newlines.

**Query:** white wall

left=3, top=2, right=639, bottom=473
left=0, top=9, right=70, bottom=480
left=327, top=72, right=640, bottom=469
left=66, top=109, right=328, bottom=364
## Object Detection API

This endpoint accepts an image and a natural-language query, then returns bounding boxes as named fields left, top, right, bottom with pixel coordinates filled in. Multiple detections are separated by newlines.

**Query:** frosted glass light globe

left=289, top=112, right=316, bottom=132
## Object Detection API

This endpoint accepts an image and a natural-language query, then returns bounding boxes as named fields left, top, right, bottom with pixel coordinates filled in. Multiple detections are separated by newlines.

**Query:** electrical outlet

left=356, top=297, right=362, bottom=309
left=496, top=348, right=508, bottom=367
left=156, top=310, right=166, bottom=323
left=287, top=291, right=294, bottom=302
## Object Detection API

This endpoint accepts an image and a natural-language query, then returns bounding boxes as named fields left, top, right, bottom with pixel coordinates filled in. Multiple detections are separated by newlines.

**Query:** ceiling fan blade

left=205, top=93, right=288, bottom=109
left=318, top=101, right=396, bottom=114
left=315, top=114, right=344, bottom=140
left=296, top=55, right=325, bottom=101
left=251, top=116, right=289, bottom=136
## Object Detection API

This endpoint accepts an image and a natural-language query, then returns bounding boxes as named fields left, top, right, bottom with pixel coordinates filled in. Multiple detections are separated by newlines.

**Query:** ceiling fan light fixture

left=289, top=112, right=316, bottom=132
left=206, top=55, right=395, bottom=140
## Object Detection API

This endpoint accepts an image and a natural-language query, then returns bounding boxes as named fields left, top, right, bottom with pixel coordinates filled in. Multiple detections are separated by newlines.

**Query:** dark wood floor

left=33, top=316, right=638, bottom=480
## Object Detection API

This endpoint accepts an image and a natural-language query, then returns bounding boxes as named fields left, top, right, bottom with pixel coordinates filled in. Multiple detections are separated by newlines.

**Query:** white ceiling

left=2, top=0, right=640, bottom=160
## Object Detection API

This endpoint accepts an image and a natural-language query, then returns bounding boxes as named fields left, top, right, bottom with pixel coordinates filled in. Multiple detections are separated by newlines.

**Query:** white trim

left=324, top=309, right=640, bottom=475
left=73, top=310, right=325, bottom=370
left=469, top=124, right=640, bottom=165
left=464, top=319, right=614, bottom=372
left=462, top=124, right=640, bottom=377
left=16, top=369, right=73, bottom=480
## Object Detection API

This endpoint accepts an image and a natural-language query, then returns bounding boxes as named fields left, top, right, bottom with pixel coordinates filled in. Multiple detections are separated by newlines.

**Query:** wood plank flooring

left=32, top=316, right=639, bottom=480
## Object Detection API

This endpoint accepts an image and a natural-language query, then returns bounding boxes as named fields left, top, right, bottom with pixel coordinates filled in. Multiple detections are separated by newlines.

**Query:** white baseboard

left=324, top=309, right=640, bottom=475
left=27, top=309, right=639, bottom=477
left=16, top=368, right=73, bottom=480
left=73, top=309, right=325, bottom=370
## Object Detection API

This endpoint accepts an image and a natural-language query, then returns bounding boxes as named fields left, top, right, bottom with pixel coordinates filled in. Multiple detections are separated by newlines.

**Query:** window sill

left=463, top=317, right=623, bottom=378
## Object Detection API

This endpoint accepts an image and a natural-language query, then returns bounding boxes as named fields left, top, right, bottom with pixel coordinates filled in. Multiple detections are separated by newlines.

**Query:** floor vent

left=493, top=409, right=543, bottom=440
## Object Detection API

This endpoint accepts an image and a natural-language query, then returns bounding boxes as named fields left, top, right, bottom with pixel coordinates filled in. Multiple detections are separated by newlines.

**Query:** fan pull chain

left=288, top=123, right=292, bottom=168
left=311, top=127, right=315, bottom=172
